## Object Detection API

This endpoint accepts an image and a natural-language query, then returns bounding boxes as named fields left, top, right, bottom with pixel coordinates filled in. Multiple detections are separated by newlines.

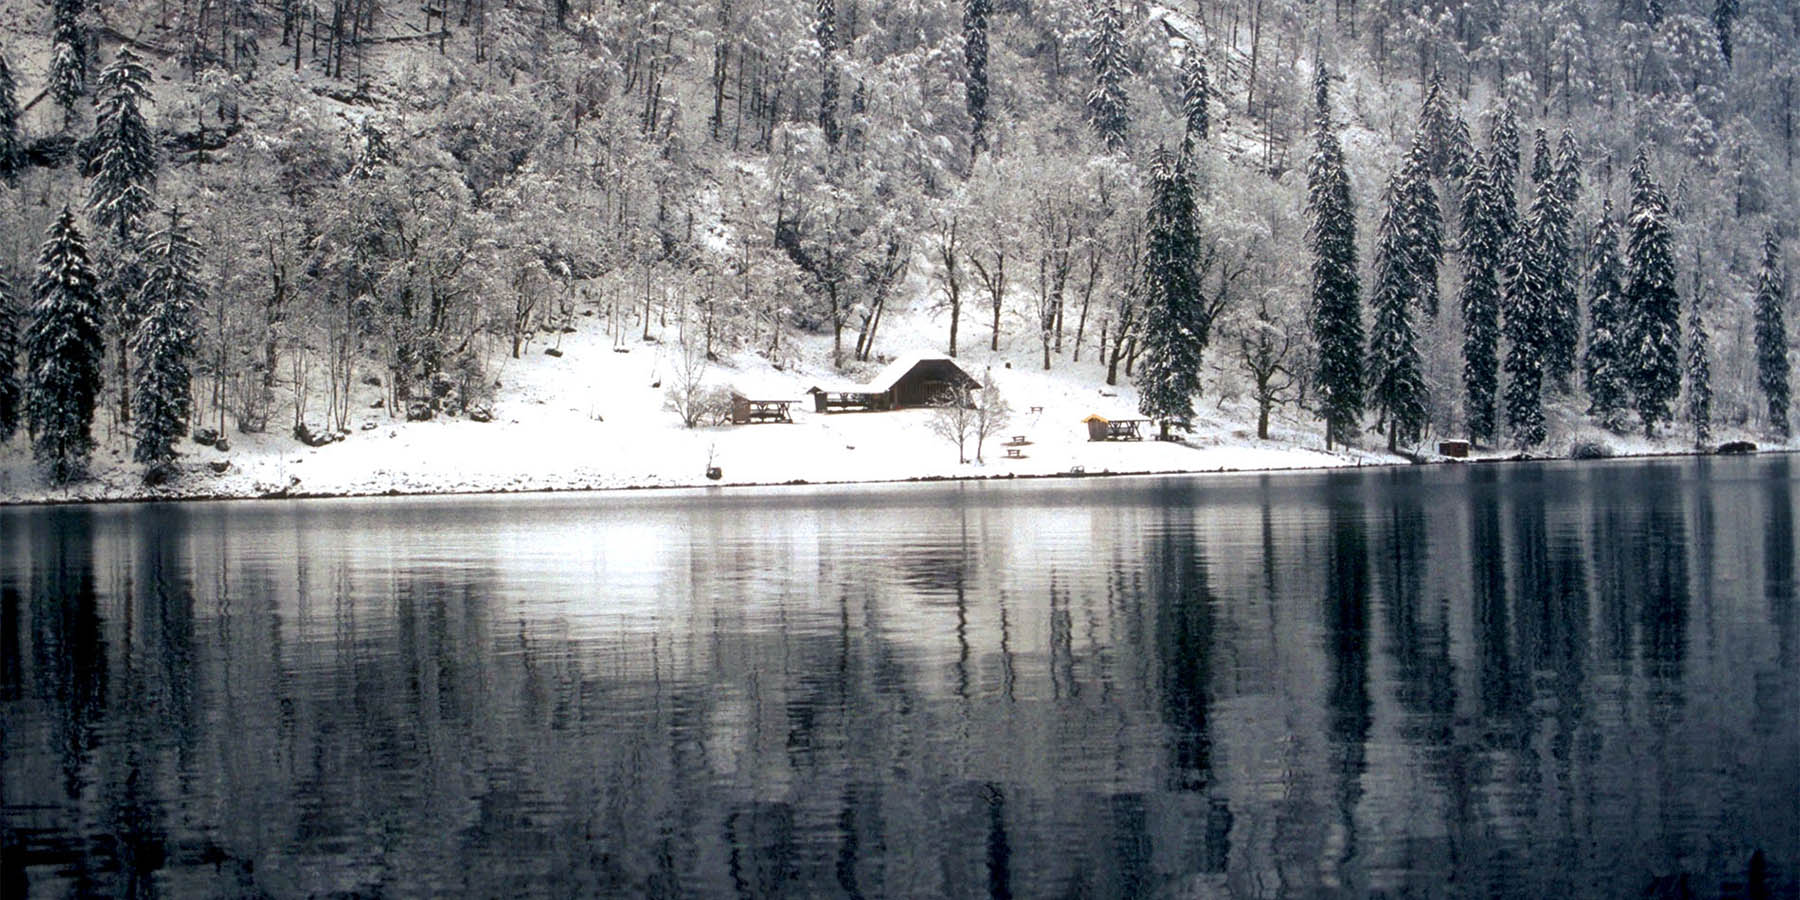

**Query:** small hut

left=809, top=356, right=982, bottom=412
left=868, top=356, right=982, bottom=408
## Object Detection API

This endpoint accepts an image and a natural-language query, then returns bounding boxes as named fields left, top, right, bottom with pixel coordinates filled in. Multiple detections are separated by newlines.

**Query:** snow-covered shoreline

left=4, top=307, right=1785, bottom=510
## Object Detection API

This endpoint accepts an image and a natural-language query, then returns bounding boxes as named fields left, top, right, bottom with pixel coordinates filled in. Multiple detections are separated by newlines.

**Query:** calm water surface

left=2, top=457, right=1797, bottom=898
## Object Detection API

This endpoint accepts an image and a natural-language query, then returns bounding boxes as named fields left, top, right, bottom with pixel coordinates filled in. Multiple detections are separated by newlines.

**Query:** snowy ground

left=0, top=304, right=1784, bottom=506
left=0, top=307, right=1405, bottom=505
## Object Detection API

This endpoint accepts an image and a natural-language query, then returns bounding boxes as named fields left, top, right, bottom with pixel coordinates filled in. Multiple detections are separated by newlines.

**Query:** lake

left=2, top=457, right=1796, bottom=898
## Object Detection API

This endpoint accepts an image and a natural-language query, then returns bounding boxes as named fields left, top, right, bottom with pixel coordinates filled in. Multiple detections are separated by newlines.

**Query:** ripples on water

left=1, top=457, right=1797, bottom=898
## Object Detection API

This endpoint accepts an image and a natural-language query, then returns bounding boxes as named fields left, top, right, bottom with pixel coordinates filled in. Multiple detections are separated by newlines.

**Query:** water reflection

left=1, top=459, right=1797, bottom=898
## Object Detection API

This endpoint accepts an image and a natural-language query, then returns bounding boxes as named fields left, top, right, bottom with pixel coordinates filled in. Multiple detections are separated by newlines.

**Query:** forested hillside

left=0, top=0, right=1795, bottom=486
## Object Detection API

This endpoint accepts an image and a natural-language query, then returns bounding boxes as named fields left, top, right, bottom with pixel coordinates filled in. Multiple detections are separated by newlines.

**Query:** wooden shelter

left=1083, top=414, right=1148, bottom=441
left=809, top=356, right=982, bottom=412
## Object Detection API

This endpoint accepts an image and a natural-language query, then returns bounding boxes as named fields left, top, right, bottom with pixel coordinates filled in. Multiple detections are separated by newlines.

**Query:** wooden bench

left=1004, top=447, right=1023, bottom=458
left=1029, top=406, right=1044, bottom=414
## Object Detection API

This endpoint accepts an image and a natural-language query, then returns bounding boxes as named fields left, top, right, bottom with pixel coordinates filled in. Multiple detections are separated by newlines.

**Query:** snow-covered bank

left=0, top=311, right=1405, bottom=506
left=1, top=308, right=1785, bottom=508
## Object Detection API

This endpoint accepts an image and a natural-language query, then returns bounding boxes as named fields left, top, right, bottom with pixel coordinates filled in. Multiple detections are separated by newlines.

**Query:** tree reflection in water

left=0, top=460, right=1795, bottom=898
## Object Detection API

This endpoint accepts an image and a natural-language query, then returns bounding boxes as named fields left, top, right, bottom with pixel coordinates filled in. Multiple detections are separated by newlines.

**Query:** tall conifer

left=1584, top=199, right=1631, bottom=431
left=1368, top=156, right=1430, bottom=452
left=1135, top=150, right=1205, bottom=439
left=1459, top=149, right=1504, bottom=445
left=1542, top=131, right=1580, bottom=390
left=89, top=48, right=157, bottom=243
left=0, top=270, right=19, bottom=443
left=1624, top=149, right=1682, bottom=438
left=964, top=0, right=990, bottom=157
left=1180, top=52, right=1210, bottom=143
left=1753, top=230, right=1790, bottom=438
left=816, top=0, right=840, bottom=147
left=0, top=52, right=21, bottom=184
left=132, top=206, right=203, bottom=481
left=47, top=0, right=86, bottom=128
left=25, top=208, right=104, bottom=484
left=1085, top=0, right=1130, bottom=153
left=1686, top=299, right=1712, bottom=448
left=1503, top=176, right=1560, bottom=449
left=1306, top=68, right=1364, bottom=449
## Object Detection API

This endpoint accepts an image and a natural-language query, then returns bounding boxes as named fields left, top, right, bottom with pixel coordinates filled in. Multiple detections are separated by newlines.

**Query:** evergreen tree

left=1180, top=51, right=1210, bottom=143
left=1624, top=149, right=1682, bottom=438
left=1529, top=128, right=1552, bottom=187
left=1306, top=68, right=1364, bottom=449
left=0, top=270, right=19, bottom=444
left=1085, top=0, right=1130, bottom=153
left=131, top=206, right=203, bottom=482
left=1753, top=230, right=1790, bottom=438
left=0, top=52, right=22, bottom=185
left=964, top=0, right=990, bottom=157
left=89, top=48, right=159, bottom=428
left=1399, top=136, right=1444, bottom=316
left=89, top=48, right=157, bottom=243
left=1135, top=150, right=1205, bottom=439
left=1459, top=149, right=1504, bottom=445
left=1367, top=162, right=1430, bottom=452
left=47, top=0, right=86, bottom=128
left=1487, top=105, right=1521, bottom=236
left=816, top=0, right=840, bottom=147
left=1584, top=198, right=1631, bottom=431
left=1503, top=178, right=1559, bottom=449
left=25, top=208, right=104, bottom=484
left=1541, top=130, right=1580, bottom=391
left=1686, top=298, right=1712, bottom=448
left=1418, top=75, right=1470, bottom=183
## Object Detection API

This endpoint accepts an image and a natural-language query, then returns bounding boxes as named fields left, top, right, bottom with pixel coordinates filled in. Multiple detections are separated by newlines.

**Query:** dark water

left=2, top=457, right=1797, bottom=899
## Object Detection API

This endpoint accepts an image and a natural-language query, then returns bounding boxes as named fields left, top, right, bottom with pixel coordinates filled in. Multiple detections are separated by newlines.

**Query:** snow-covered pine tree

left=1541, top=130, right=1580, bottom=391
left=1624, top=149, right=1682, bottom=438
left=25, top=207, right=104, bottom=484
left=131, top=206, right=203, bottom=482
left=1135, top=149, right=1205, bottom=440
left=1418, top=74, right=1469, bottom=183
left=1085, top=0, right=1130, bottom=154
left=1399, top=136, right=1443, bottom=317
left=1686, top=298, right=1712, bottom=449
left=1459, top=149, right=1504, bottom=446
left=1503, top=174, right=1558, bottom=449
left=1487, top=105, right=1521, bottom=236
left=1180, top=51, right=1210, bottom=143
left=1753, top=230, right=1790, bottom=439
left=816, top=0, right=840, bottom=147
left=1584, top=198, right=1631, bottom=431
left=964, top=0, right=990, bottom=157
left=47, top=0, right=86, bottom=128
left=89, top=48, right=158, bottom=244
left=1367, top=157, right=1430, bottom=452
left=1553, top=130, right=1582, bottom=210
left=0, top=269, right=19, bottom=443
left=90, top=48, right=160, bottom=428
left=0, top=52, right=21, bottom=185
left=1306, top=68, right=1364, bottom=450
left=1529, top=128, right=1552, bottom=187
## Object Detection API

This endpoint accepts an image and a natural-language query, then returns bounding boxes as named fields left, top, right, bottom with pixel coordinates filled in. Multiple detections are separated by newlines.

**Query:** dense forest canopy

left=0, top=0, right=1795, bottom=481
